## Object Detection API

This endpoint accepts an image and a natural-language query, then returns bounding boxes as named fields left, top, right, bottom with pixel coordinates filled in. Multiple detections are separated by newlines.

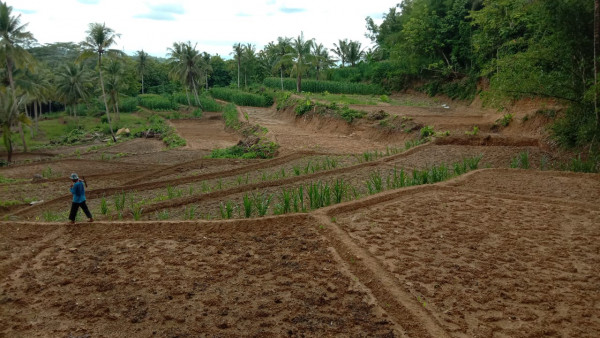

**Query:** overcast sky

left=14, top=0, right=398, bottom=59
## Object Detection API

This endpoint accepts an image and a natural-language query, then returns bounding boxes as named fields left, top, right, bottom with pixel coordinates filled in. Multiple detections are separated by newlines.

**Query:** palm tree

left=232, top=43, right=243, bottom=88
left=167, top=41, right=202, bottom=107
left=1, top=1, right=35, bottom=153
left=136, top=50, right=148, bottom=94
left=311, top=43, right=333, bottom=81
left=243, top=43, right=256, bottom=88
left=346, top=41, right=365, bottom=67
left=331, top=39, right=349, bottom=67
left=290, top=32, right=313, bottom=93
left=78, top=22, right=121, bottom=142
left=275, top=36, right=292, bottom=90
left=55, top=63, right=92, bottom=118
left=0, top=89, right=29, bottom=162
left=104, top=57, right=125, bottom=119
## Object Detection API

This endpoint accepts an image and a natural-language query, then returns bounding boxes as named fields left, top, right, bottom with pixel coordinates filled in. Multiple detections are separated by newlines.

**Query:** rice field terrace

left=1, top=93, right=599, bottom=337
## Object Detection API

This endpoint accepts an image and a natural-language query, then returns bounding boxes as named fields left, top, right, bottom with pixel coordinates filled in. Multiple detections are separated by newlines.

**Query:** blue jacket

left=70, top=181, right=86, bottom=203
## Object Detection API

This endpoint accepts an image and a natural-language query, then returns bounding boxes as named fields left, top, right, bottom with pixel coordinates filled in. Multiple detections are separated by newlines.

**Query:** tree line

left=2, top=0, right=599, bottom=158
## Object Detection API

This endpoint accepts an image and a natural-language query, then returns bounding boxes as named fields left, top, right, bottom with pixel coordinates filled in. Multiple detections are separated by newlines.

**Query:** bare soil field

left=1, top=96, right=598, bottom=337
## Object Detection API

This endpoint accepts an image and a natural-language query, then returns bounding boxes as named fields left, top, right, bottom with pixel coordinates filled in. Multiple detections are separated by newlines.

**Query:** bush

left=222, top=103, right=241, bottom=130
left=294, top=99, right=314, bottom=116
left=119, top=97, right=138, bottom=112
left=210, top=87, right=273, bottom=107
left=263, top=77, right=385, bottom=95
left=138, top=94, right=177, bottom=110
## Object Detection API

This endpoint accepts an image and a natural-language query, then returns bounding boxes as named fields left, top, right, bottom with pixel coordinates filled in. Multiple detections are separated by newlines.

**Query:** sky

left=13, top=0, right=399, bottom=59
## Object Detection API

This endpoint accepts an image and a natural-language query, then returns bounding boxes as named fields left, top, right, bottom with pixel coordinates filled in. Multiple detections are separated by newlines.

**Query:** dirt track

left=1, top=96, right=599, bottom=336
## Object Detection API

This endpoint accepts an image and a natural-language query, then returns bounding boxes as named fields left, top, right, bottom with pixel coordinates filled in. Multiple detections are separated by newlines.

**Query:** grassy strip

left=210, top=87, right=274, bottom=107
left=147, top=115, right=186, bottom=148
left=264, top=77, right=385, bottom=95
left=276, top=92, right=366, bottom=123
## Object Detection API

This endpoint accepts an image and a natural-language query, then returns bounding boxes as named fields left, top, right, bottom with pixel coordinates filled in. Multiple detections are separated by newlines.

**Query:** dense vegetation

left=1, top=0, right=599, bottom=160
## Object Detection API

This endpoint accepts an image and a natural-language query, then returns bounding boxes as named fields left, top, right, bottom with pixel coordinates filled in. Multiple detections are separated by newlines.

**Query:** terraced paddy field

left=1, top=96, right=598, bottom=336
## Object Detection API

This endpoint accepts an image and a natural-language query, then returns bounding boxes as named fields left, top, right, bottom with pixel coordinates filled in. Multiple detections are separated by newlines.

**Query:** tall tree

left=55, top=63, right=92, bottom=118
left=0, top=1, right=35, bottom=153
left=78, top=22, right=121, bottom=142
left=167, top=41, right=203, bottom=107
left=232, top=43, right=243, bottom=88
left=311, top=43, right=333, bottom=81
left=136, top=50, right=148, bottom=94
left=275, top=37, right=292, bottom=90
left=346, top=40, right=365, bottom=67
left=243, top=43, right=256, bottom=88
left=331, top=39, right=349, bottom=67
left=290, top=32, right=313, bottom=93
left=104, top=57, right=125, bottom=119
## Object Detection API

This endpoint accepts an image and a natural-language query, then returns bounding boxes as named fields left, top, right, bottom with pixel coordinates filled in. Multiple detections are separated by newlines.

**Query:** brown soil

left=1, top=95, right=598, bottom=337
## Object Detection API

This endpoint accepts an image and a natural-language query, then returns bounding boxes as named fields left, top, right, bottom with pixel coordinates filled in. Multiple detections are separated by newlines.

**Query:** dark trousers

left=69, top=201, right=92, bottom=221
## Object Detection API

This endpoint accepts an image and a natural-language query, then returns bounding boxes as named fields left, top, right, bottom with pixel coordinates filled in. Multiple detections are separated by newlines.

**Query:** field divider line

left=311, top=213, right=450, bottom=338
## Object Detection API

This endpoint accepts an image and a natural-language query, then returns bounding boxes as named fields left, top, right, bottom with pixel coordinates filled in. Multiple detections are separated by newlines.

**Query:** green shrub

left=295, top=99, right=314, bottom=116
left=138, top=94, right=177, bottom=110
left=119, top=97, right=138, bottom=112
left=420, top=126, right=435, bottom=139
left=210, top=87, right=273, bottom=107
left=263, top=77, right=385, bottom=95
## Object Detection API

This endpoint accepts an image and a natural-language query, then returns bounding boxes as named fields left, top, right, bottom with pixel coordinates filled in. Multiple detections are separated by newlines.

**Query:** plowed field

left=1, top=96, right=598, bottom=337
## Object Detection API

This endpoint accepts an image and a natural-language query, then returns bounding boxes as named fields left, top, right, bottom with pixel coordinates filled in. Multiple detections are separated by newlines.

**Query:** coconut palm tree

left=78, top=22, right=122, bottom=142
left=167, top=41, right=202, bottom=107
left=136, top=50, right=148, bottom=94
left=275, top=36, right=292, bottom=90
left=232, top=43, right=243, bottom=88
left=1, top=1, right=35, bottom=153
left=290, top=32, right=313, bottom=93
left=331, top=39, right=349, bottom=67
left=0, top=89, right=29, bottom=162
left=55, top=62, right=92, bottom=118
left=346, top=40, right=365, bottom=67
left=311, top=43, right=333, bottom=81
left=104, top=57, right=125, bottom=119
left=243, top=43, right=256, bottom=88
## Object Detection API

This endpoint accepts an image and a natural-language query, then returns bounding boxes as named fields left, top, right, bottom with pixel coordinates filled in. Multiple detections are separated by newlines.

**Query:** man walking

left=69, top=173, right=93, bottom=224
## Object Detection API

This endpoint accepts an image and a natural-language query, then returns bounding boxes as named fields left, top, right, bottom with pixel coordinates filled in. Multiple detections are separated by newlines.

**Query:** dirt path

left=169, top=113, right=239, bottom=151
left=241, top=106, right=396, bottom=154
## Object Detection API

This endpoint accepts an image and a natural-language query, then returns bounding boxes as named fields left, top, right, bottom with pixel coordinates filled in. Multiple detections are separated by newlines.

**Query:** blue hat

left=70, top=173, right=79, bottom=180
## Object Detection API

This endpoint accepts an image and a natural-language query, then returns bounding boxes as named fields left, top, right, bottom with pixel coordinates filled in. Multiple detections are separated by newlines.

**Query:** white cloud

left=14, top=0, right=397, bottom=58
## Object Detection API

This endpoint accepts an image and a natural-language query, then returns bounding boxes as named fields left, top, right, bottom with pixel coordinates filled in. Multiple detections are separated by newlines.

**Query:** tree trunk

left=192, top=81, right=201, bottom=108
left=26, top=105, right=34, bottom=138
left=34, top=102, right=39, bottom=136
left=595, top=0, right=600, bottom=137
left=18, top=122, right=27, bottom=153
left=141, top=73, right=145, bottom=94
left=237, top=58, right=241, bottom=88
left=280, top=67, right=284, bottom=90
left=185, top=87, right=191, bottom=107
left=98, top=54, right=117, bottom=143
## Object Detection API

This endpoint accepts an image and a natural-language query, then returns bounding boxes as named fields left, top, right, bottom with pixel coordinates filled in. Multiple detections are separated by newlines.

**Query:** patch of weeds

left=366, top=171, right=384, bottom=194
left=183, top=205, right=198, bottom=220
left=100, top=196, right=109, bottom=215
left=156, top=210, right=170, bottom=220
left=242, top=193, right=253, bottom=218
left=219, top=200, right=236, bottom=219
left=253, top=192, right=273, bottom=217
left=510, top=151, right=530, bottom=169
left=465, top=126, right=479, bottom=136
